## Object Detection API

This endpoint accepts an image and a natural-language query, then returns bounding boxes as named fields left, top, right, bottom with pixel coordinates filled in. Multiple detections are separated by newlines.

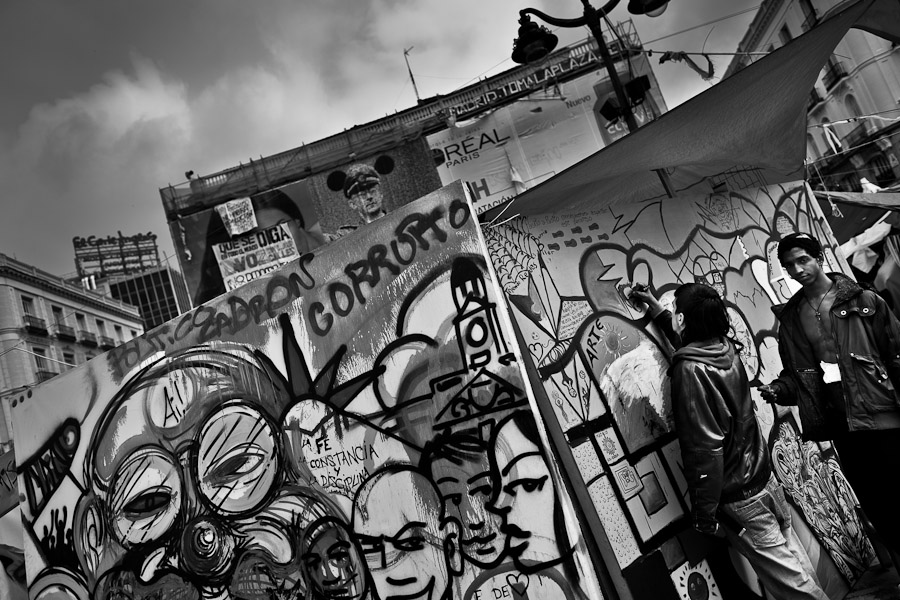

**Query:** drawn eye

left=504, top=475, right=548, bottom=496
left=444, top=493, right=462, bottom=507
left=122, top=488, right=172, bottom=518
left=111, top=448, right=181, bottom=547
left=393, top=536, right=425, bottom=552
left=205, top=444, right=267, bottom=486
left=304, top=554, right=322, bottom=569
left=469, top=485, right=492, bottom=498
left=197, top=404, right=277, bottom=515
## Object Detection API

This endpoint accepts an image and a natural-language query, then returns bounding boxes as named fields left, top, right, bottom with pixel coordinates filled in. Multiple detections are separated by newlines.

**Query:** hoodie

left=667, top=332, right=771, bottom=533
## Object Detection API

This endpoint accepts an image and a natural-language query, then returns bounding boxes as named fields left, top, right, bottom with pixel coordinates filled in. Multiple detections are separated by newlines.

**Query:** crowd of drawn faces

left=485, top=182, right=876, bottom=593
left=17, top=256, right=594, bottom=600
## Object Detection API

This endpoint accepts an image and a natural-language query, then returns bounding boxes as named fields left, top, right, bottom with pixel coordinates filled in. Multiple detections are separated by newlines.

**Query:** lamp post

left=512, top=0, right=669, bottom=134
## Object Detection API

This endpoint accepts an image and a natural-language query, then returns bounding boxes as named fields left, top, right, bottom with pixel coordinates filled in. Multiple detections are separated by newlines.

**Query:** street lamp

left=511, top=0, right=670, bottom=133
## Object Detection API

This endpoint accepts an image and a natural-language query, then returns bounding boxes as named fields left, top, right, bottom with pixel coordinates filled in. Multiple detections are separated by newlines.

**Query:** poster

left=428, top=53, right=664, bottom=215
left=212, top=222, right=301, bottom=291
left=484, top=181, right=872, bottom=598
left=171, top=178, right=328, bottom=307
left=12, top=182, right=603, bottom=600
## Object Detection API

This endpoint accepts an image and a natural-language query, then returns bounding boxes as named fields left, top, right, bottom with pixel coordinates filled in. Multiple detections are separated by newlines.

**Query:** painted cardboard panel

left=484, top=181, right=870, bottom=595
left=11, top=182, right=602, bottom=600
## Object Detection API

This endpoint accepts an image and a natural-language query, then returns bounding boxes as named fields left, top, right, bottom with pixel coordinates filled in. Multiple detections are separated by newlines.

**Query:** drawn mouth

left=386, top=577, right=435, bottom=600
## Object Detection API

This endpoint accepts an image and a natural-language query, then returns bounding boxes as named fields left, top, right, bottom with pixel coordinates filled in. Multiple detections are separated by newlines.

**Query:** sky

left=0, top=0, right=761, bottom=278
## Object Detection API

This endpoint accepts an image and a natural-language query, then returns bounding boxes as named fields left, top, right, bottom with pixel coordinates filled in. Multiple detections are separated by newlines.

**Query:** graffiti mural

left=484, top=181, right=869, bottom=597
left=769, top=414, right=874, bottom=580
left=10, top=182, right=603, bottom=600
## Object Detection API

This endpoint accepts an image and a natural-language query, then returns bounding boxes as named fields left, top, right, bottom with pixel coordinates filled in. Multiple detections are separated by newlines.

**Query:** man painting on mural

left=351, top=465, right=462, bottom=600
left=760, top=232, right=900, bottom=556
left=630, top=283, right=828, bottom=600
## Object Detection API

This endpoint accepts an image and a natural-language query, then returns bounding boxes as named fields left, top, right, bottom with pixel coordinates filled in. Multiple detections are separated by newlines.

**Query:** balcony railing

left=808, top=89, right=824, bottom=112
left=98, top=335, right=117, bottom=350
left=53, top=323, right=76, bottom=341
left=36, top=369, right=59, bottom=383
left=23, top=314, right=48, bottom=335
left=78, top=330, right=98, bottom=347
left=823, top=61, right=848, bottom=90
left=842, top=121, right=870, bottom=148
left=801, top=12, right=819, bottom=32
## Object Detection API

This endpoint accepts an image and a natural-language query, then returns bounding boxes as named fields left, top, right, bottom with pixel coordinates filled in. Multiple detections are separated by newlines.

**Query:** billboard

left=172, top=178, right=328, bottom=307
left=172, top=139, right=444, bottom=308
left=305, top=137, right=443, bottom=237
left=484, top=181, right=873, bottom=597
left=73, top=231, right=160, bottom=279
left=428, top=53, right=663, bottom=214
left=11, top=182, right=605, bottom=600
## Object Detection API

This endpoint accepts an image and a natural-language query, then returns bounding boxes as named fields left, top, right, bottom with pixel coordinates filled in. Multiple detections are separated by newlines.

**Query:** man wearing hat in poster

left=344, top=162, right=387, bottom=225
left=326, top=156, right=396, bottom=239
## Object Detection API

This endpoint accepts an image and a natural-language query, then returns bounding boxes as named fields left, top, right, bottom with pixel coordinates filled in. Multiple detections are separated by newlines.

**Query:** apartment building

left=0, top=253, right=143, bottom=450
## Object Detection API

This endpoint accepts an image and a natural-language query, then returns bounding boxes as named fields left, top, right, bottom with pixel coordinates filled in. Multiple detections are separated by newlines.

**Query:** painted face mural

left=13, top=187, right=604, bottom=600
left=301, top=517, right=367, bottom=600
left=422, top=432, right=506, bottom=569
left=490, top=412, right=563, bottom=572
left=74, top=345, right=336, bottom=599
left=352, top=466, right=462, bottom=600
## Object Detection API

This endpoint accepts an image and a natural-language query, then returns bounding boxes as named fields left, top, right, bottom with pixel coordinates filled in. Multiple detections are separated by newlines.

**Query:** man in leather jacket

left=632, top=282, right=827, bottom=600
left=761, top=232, right=900, bottom=555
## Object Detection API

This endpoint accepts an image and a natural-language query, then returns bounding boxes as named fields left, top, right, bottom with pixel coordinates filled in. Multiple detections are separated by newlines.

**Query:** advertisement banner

left=12, top=181, right=604, bottom=600
left=428, top=53, right=664, bottom=214
left=212, top=222, right=300, bottom=291
left=172, top=139, right=444, bottom=308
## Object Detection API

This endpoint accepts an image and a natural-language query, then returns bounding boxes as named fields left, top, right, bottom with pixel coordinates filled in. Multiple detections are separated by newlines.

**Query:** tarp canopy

left=484, top=0, right=900, bottom=221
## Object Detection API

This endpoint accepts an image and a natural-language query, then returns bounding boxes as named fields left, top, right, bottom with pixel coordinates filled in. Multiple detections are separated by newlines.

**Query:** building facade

left=0, top=253, right=143, bottom=451
left=160, top=21, right=668, bottom=305
left=100, top=265, right=191, bottom=331
left=726, top=0, right=900, bottom=191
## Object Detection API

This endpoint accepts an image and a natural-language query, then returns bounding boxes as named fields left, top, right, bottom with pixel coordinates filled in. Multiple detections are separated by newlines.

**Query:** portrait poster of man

left=11, top=181, right=604, bottom=600
left=305, top=138, right=443, bottom=240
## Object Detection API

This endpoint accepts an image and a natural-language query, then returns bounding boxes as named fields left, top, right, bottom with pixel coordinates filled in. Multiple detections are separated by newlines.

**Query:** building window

left=844, top=94, right=864, bottom=118
left=33, top=347, right=49, bottom=371
left=869, top=154, right=895, bottom=186
left=76, top=313, right=87, bottom=331
left=52, top=306, right=65, bottom=324
left=62, top=352, right=76, bottom=370
left=114, top=325, right=124, bottom=342
left=22, top=296, right=36, bottom=315
left=96, top=319, right=106, bottom=335
left=130, top=330, right=138, bottom=338
left=779, top=25, right=792, bottom=46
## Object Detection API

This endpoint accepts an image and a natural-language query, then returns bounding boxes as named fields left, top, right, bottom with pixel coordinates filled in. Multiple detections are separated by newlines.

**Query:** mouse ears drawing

left=327, top=155, right=396, bottom=198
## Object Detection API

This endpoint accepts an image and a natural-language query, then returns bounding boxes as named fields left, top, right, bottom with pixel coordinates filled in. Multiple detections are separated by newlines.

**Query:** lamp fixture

left=627, top=0, right=669, bottom=16
left=511, top=14, right=559, bottom=64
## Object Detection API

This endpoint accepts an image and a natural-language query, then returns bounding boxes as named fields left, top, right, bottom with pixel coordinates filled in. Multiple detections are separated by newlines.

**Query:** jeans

left=720, top=474, right=829, bottom=600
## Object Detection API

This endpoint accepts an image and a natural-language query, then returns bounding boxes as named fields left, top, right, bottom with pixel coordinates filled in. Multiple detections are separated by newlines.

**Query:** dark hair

left=253, top=189, right=305, bottom=226
left=777, top=232, right=823, bottom=264
left=420, top=431, right=487, bottom=473
left=673, top=283, right=731, bottom=345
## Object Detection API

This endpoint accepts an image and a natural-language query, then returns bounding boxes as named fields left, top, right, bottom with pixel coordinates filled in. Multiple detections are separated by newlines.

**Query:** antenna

left=403, top=46, right=421, bottom=103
